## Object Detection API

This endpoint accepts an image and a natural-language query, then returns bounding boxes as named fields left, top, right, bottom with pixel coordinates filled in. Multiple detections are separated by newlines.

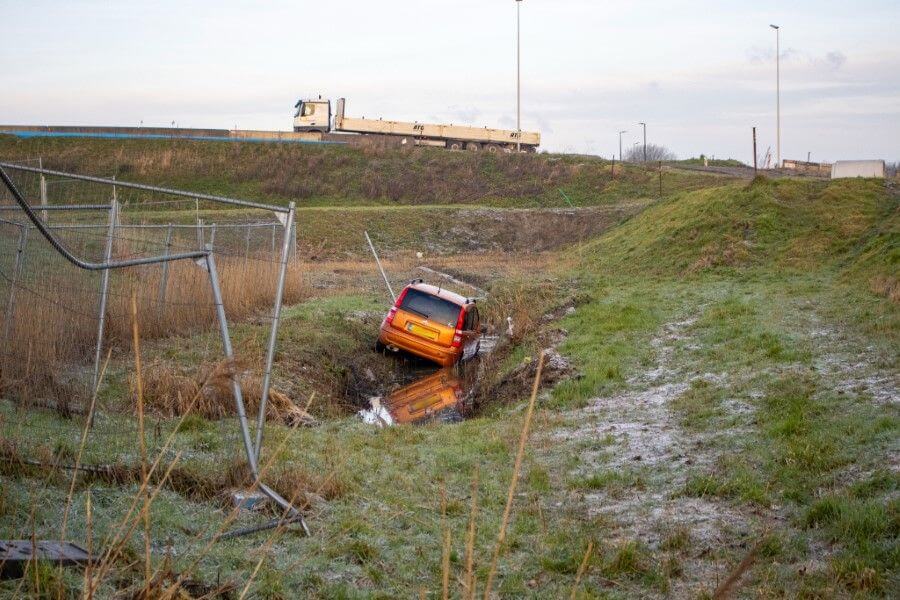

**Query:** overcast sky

left=2, top=0, right=898, bottom=162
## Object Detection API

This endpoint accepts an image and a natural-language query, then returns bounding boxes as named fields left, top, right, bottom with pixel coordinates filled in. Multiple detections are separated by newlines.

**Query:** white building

left=831, top=160, right=885, bottom=179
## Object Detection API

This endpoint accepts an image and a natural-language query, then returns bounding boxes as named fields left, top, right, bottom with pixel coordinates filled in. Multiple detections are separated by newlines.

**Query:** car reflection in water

left=359, top=367, right=476, bottom=427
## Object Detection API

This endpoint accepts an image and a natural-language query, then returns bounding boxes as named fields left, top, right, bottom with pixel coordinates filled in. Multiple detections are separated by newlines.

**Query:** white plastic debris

left=358, top=396, right=394, bottom=427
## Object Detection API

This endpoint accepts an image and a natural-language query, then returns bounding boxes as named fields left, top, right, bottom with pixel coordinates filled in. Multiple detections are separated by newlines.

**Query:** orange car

left=376, top=281, right=483, bottom=367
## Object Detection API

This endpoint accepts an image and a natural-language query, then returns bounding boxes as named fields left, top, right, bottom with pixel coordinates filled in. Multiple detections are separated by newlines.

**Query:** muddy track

left=553, top=315, right=760, bottom=597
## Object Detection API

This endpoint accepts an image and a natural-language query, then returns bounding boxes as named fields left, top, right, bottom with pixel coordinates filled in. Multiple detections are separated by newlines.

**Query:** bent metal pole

left=365, top=230, right=395, bottom=302
left=254, top=202, right=295, bottom=461
left=204, top=247, right=309, bottom=535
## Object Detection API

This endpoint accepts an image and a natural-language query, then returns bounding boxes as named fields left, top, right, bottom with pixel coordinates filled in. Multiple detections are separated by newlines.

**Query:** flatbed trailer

left=294, top=97, right=539, bottom=152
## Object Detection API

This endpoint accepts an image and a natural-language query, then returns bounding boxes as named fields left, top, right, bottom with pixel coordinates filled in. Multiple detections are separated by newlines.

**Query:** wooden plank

left=0, top=540, right=91, bottom=579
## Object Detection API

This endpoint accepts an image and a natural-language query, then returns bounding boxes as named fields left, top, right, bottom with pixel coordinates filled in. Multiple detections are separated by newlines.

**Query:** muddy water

left=358, top=336, right=498, bottom=426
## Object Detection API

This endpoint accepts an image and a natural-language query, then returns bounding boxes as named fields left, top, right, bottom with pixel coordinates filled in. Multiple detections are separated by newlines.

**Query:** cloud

left=825, top=51, right=847, bottom=70
left=445, top=105, right=482, bottom=125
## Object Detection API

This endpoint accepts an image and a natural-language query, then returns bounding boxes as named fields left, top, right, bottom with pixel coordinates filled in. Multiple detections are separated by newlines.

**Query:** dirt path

left=553, top=315, right=763, bottom=597
left=547, top=298, right=897, bottom=597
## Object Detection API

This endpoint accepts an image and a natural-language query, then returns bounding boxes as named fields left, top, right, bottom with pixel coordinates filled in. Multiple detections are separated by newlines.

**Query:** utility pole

left=638, top=122, right=647, bottom=162
left=770, top=24, right=781, bottom=168
left=618, top=130, right=627, bottom=162
left=516, top=0, right=523, bottom=152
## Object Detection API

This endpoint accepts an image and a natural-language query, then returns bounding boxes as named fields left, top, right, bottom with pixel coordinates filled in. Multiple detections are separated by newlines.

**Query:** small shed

left=831, top=160, right=885, bottom=179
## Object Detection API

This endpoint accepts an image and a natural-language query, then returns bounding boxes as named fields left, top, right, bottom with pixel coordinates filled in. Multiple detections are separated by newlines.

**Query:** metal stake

left=204, top=247, right=308, bottom=535
left=658, top=161, right=663, bottom=198
left=244, top=226, right=252, bottom=260
left=254, top=203, right=295, bottom=460
left=209, top=223, right=217, bottom=249
left=158, top=224, right=174, bottom=312
left=365, top=230, right=395, bottom=302
left=197, top=219, right=204, bottom=249
left=1, top=226, right=28, bottom=347
left=39, top=157, right=48, bottom=223
left=752, top=127, right=758, bottom=175
left=91, top=201, right=118, bottom=397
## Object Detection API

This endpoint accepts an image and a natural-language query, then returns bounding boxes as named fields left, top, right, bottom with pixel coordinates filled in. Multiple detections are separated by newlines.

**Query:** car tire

left=466, top=142, right=480, bottom=151
left=375, top=340, right=386, bottom=353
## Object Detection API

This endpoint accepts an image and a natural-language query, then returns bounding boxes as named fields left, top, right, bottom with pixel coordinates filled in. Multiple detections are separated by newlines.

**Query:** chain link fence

left=0, top=159, right=308, bottom=527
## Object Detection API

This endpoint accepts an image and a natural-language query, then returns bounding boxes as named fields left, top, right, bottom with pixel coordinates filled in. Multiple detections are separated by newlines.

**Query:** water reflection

left=359, top=366, right=476, bottom=427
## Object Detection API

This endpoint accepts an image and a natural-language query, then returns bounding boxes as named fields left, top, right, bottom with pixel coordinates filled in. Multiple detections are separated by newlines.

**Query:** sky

left=1, top=0, right=898, bottom=162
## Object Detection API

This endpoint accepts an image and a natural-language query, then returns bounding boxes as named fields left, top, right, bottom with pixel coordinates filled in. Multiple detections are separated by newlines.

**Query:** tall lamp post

left=618, top=130, right=627, bottom=162
left=770, top=24, right=781, bottom=168
left=638, top=122, right=647, bottom=162
left=516, top=0, right=523, bottom=152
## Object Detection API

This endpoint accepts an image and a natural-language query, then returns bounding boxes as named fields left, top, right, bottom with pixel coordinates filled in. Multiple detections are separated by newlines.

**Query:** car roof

left=407, top=282, right=471, bottom=307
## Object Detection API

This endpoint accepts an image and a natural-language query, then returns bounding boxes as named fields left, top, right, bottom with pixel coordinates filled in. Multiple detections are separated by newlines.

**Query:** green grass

left=0, top=162, right=897, bottom=597
left=0, top=135, right=726, bottom=208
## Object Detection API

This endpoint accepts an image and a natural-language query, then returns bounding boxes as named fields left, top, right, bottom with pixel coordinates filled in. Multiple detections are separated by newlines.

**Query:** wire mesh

left=0, top=160, right=301, bottom=476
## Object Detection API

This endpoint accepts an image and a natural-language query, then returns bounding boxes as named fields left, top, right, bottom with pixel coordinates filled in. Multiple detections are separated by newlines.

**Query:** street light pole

left=638, top=122, right=647, bottom=162
left=618, top=130, right=627, bottom=162
left=770, top=24, right=781, bottom=168
left=516, top=0, right=522, bottom=152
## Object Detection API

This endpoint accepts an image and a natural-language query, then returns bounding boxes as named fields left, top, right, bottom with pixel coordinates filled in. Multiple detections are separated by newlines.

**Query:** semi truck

left=293, top=97, right=540, bottom=152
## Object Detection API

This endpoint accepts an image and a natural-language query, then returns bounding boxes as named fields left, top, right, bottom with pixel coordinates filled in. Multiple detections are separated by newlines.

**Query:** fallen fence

left=0, top=160, right=307, bottom=534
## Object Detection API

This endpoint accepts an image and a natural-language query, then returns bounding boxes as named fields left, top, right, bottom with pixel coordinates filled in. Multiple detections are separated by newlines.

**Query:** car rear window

left=400, top=289, right=462, bottom=327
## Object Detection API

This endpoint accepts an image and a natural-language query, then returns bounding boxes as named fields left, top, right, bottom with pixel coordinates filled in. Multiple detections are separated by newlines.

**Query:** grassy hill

left=0, top=134, right=723, bottom=208
left=580, top=176, right=897, bottom=284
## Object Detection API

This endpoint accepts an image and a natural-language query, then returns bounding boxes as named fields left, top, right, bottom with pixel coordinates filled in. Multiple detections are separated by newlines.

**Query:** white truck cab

left=293, top=97, right=332, bottom=133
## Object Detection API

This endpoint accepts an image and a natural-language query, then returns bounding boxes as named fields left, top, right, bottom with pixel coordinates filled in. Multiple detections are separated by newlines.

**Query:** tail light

left=451, top=308, right=466, bottom=348
left=385, top=287, right=410, bottom=327
left=385, top=306, right=399, bottom=326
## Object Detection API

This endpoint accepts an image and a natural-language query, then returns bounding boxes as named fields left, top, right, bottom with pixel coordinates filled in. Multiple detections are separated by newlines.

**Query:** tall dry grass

left=0, top=254, right=308, bottom=408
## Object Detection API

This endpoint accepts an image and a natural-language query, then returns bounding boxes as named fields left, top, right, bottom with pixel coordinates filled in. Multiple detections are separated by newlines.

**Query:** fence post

left=752, top=127, right=758, bottom=175
left=39, top=157, right=48, bottom=223
left=254, top=203, right=295, bottom=460
left=197, top=218, right=204, bottom=249
left=157, top=224, right=173, bottom=313
left=658, top=161, right=662, bottom=198
left=204, top=245, right=308, bottom=535
left=1, top=226, right=28, bottom=348
left=244, top=225, right=252, bottom=260
left=209, top=223, right=217, bottom=250
left=270, top=223, right=276, bottom=257
left=91, top=200, right=118, bottom=399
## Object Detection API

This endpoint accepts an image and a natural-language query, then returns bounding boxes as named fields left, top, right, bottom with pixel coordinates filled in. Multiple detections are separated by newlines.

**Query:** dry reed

left=482, top=350, right=545, bottom=599
left=0, top=253, right=308, bottom=408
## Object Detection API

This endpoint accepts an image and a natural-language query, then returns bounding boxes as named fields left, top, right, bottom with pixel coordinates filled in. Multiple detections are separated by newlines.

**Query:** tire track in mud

left=549, top=302, right=897, bottom=597
left=554, top=315, right=761, bottom=597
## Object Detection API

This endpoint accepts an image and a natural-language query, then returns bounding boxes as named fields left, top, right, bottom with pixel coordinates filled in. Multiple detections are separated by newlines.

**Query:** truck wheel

left=447, top=140, right=463, bottom=151
left=466, top=142, right=480, bottom=151
left=484, top=144, right=501, bottom=154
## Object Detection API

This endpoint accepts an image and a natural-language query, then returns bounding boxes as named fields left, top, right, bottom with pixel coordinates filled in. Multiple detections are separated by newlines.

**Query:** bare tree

left=625, top=143, right=677, bottom=163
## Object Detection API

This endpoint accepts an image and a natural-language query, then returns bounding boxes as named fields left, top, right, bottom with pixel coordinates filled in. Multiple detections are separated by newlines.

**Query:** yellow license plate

left=409, top=394, right=443, bottom=413
left=408, top=323, right=438, bottom=341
